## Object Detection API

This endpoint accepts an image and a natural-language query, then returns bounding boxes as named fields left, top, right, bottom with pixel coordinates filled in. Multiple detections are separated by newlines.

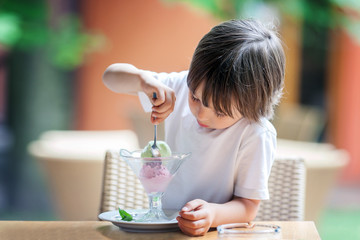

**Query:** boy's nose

left=196, top=105, right=208, bottom=121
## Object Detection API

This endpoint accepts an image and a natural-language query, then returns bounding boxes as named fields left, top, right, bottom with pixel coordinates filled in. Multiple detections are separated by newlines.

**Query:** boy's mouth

left=197, top=120, right=209, bottom=128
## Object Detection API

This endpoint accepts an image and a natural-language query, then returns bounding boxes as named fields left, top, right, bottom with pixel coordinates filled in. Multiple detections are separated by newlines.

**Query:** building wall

left=76, top=0, right=217, bottom=130
left=328, top=30, right=360, bottom=183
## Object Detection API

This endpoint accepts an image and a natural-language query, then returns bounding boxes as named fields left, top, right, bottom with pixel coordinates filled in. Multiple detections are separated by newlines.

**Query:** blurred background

left=0, top=0, right=359, bottom=239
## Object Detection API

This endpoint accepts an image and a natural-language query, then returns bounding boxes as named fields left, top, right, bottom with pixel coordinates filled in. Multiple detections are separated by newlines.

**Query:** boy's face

left=188, top=82, right=242, bottom=130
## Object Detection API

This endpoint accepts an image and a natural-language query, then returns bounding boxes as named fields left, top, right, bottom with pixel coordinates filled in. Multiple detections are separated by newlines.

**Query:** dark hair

left=187, top=19, right=285, bottom=122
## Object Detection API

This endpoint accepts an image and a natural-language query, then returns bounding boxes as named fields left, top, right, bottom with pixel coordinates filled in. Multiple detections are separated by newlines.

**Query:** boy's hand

left=176, top=199, right=216, bottom=236
left=140, top=73, right=176, bottom=124
left=150, top=85, right=175, bottom=124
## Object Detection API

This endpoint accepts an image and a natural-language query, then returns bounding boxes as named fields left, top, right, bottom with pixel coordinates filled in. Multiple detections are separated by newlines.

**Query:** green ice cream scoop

left=141, top=140, right=172, bottom=158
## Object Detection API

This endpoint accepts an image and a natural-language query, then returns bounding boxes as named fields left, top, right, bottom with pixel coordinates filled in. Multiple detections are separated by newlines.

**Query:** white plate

left=98, top=209, right=180, bottom=233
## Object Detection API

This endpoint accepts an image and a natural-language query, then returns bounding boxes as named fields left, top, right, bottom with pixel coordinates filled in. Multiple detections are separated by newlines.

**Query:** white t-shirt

left=139, top=71, right=276, bottom=210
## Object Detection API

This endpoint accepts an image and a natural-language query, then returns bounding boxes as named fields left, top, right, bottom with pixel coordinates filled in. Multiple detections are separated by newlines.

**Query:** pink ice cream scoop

left=139, top=164, right=173, bottom=193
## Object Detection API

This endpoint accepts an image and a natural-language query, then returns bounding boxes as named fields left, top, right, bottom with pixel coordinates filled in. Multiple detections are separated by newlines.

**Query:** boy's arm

left=102, top=63, right=146, bottom=94
left=211, top=197, right=260, bottom=225
left=102, top=63, right=176, bottom=124
left=177, top=197, right=260, bottom=236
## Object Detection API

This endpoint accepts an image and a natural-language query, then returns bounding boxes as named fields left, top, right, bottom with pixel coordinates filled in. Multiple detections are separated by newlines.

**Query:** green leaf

left=119, top=208, right=133, bottom=221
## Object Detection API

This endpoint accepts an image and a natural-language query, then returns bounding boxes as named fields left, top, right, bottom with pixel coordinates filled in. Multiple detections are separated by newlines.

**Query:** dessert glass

left=120, top=149, right=190, bottom=222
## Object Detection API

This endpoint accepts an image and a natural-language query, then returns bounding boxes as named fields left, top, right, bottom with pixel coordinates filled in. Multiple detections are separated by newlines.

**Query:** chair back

left=100, top=151, right=306, bottom=221
left=100, top=151, right=148, bottom=213
left=255, top=157, right=306, bottom=221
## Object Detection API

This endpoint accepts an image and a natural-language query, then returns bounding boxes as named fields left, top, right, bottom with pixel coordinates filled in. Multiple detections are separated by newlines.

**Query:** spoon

left=151, top=92, right=161, bottom=158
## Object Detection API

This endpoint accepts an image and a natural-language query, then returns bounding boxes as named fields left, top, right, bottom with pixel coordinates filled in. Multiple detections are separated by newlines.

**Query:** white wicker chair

left=100, top=150, right=148, bottom=213
left=255, top=157, right=306, bottom=221
left=100, top=151, right=306, bottom=221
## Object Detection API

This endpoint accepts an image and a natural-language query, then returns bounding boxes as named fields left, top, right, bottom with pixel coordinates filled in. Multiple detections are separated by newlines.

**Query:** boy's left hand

left=176, top=199, right=215, bottom=236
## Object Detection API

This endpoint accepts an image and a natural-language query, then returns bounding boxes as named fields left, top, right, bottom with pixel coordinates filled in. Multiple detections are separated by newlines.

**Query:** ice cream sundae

left=140, top=140, right=172, bottom=158
left=119, top=145, right=190, bottom=222
left=139, top=140, right=173, bottom=193
left=139, top=163, right=172, bottom=193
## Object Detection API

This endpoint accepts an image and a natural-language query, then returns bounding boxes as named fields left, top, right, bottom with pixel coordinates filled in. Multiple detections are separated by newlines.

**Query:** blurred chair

left=28, top=130, right=140, bottom=220
left=100, top=151, right=306, bottom=221
left=255, top=157, right=306, bottom=221
left=276, top=138, right=348, bottom=222
left=271, top=103, right=326, bottom=142
left=100, top=150, right=148, bottom=213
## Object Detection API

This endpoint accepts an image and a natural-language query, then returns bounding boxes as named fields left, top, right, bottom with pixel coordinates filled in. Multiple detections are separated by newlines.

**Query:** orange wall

left=280, top=16, right=302, bottom=104
left=76, top=0, right=217, bottom=130
left=328, top=30, right=360, bottom=183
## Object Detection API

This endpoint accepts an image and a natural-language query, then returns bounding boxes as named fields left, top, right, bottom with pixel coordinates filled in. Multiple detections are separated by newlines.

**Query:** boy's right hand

left=102, top=63, right=175, bottom=124
left=140, top=72, right=176, bottom=124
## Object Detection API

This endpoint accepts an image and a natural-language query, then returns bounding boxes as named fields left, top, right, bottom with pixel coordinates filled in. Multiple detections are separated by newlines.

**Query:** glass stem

left=135, top=192, right=168, bottom=222
left=148, top=193, right=163, bottom=212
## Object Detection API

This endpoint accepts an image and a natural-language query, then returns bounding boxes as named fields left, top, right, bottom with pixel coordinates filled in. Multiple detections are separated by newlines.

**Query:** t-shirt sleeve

left=138, top=70, right=188, bottom=112
left=234, top=127, right=276, bottom=200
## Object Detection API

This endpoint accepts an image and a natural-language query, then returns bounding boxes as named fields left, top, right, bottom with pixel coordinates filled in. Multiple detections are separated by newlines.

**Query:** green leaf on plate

left=119, top=207, right=133, bottom=221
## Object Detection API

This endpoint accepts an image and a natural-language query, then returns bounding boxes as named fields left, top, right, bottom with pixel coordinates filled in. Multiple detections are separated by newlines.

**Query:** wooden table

left=0, top=221, right=321, bottom=239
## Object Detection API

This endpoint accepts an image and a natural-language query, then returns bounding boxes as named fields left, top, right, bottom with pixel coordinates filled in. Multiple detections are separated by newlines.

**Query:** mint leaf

left=119, top=208, right=133, bottom=221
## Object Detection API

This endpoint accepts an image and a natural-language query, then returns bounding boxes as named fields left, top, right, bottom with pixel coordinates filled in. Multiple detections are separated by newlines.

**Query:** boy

left=103, top=19, right=285, bottom=236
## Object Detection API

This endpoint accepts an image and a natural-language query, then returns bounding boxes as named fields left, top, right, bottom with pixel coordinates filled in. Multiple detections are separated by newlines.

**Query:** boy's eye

left=191, top=95, right=200, bottom=102
left=215, top=112, right=225, bottom=118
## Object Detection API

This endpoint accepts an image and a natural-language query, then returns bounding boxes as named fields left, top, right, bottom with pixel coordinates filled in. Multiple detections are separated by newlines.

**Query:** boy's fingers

left=152, top=100, right=172, bottom=113
left=152, top=92, right=175, bottom=120
left=178, top=221, right=207, bottom=236
left=148, top=86, right=175, bottom=125
left=152, top=111, right=170, bottom=120
left=177, top=217, right=206, bottom=229
left=181, top=199, right=204, bottom=212
left=150, top=89, right=166, bottom=107
left=151, top=115, right=164, bottom=125
left=180, top=208, right=207, bottom=221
